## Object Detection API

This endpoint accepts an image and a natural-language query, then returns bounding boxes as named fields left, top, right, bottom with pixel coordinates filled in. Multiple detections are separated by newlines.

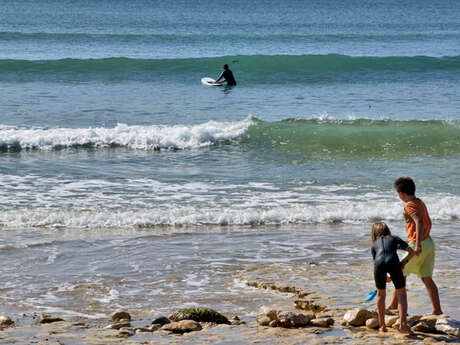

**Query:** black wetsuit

left=371, top=235, right=409, bottom=289
left=221, top=69, right=237, bottom=86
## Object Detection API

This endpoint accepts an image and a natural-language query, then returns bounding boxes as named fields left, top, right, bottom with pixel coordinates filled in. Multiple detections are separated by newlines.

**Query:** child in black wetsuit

left=371, top=222, right=415, bottom=333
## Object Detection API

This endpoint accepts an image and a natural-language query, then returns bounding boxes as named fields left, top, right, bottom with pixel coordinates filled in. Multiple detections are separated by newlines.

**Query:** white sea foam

left=0, top=195, right=458, bottom=230
left=0, top=117, right=254, bottom=151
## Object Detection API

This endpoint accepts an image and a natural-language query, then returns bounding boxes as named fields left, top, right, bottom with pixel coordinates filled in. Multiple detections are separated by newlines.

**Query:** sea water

left=0, top=0, right=459, bottom=325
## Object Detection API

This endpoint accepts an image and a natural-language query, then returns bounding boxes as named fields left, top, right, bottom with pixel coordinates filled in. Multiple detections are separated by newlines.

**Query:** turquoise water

left=0, top=0, right=459, bottom=325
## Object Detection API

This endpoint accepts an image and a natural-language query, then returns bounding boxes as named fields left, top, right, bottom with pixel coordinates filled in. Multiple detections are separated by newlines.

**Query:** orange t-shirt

left=403, top=198, right=431, bottom=243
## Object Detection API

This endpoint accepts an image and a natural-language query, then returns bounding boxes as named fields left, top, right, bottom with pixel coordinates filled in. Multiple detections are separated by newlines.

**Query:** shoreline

left=1, top=279, right=459, bottom=345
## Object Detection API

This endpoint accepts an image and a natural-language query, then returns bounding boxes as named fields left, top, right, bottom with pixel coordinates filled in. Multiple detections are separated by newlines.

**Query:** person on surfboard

left=215, top=64, right=237, bottom=86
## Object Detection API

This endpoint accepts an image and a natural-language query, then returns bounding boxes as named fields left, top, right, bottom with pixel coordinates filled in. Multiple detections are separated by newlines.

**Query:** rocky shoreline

left=1, top=280, right=459, bottom=345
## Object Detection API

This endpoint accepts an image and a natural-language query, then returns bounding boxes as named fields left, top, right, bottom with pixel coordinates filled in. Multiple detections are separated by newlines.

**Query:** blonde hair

left=371, top=222, right=391, bottom=242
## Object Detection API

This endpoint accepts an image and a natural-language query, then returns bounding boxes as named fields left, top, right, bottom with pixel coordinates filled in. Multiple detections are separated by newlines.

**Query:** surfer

left=215, top=64, right=237, bottom=86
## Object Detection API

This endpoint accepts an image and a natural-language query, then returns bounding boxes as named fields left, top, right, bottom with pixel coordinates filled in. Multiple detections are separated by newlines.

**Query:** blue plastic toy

left=364, top=290, right=377, bottom=302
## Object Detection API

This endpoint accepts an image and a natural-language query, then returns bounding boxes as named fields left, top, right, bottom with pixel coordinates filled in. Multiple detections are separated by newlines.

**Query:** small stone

left=266, top=310, right=278, bottom=321
left=117, top=327, right=134, bottom=337
left=407, top=315, right=422, bottom=327
left=149, top=324, right=162, bottom=331
left=111, top=311, right=131, bottom=323
left=35, top=314, right=64, bottom=324
left=277, top=311, right=297, bottom=320
left=435, top=318, right=460, bottom=337
left=161, top=320, right=202, bottom=333
left=343, top=308, right=376, bottom=327
left=291, top=313, right=313, bottom=327
left=366, top=318, right=380, bottom=329
left=295, top=299, right=325, bottom=312
left=105, top=322, right=131, bottom=330
left=169, top=307, right=230, bottom=324
left=247, top=281, right=258, bottom=287
left=385, top=315, right=399, bottom=327
left=420, top=314, right=446, bottom=327
left=269, top=319, right=279, bottom=327
left=413, top=321, right=436, bottom=333
left=230, top=316, right=245, bottom=325
left=310, top=317, right=334, bottom=327
left=134, top=327, right=153, bottom=333
left=0, top=315, right=14, bottom=326
left=257, top=315, right=271, bottom=326
left=393, top=315, right=422, bottom=330
left=279, top=318, right=293, bottom=328
left=151, top=316, right=170, bottom=326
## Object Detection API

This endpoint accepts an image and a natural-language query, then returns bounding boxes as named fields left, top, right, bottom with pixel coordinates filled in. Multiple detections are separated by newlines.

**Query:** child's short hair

left=371, top=222, right=391, bottom=242
left=394, top=177, right=416, bottom=195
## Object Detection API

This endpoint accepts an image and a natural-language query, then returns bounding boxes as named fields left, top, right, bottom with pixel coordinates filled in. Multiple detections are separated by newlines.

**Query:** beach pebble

left=117, top=327, right=134, bottom=337
left=105, top=321, right=131, bottom=329
left=266, top=310, right=278, bottom=321
left=412, top=321, right=436, bottom=333
left=0, top=315, right=14, bottom=326
left=435, top=318, right=460, bottom=337
left=407, top=315, right=422, bottom=326
left=230, top=315, right=245, bottom=325
left=343, top=308, right=376, bottom=326
left=292, top=313, right=314, bottom=327
left=393, top=315, right=421, bottom=329
left=35, top=314, right=64, bottom=324
left=149, top=324, right=162, bottom=331
left=269, top=319, right=279, bottom=327
left=366, top=318, right=379, bottom=329
left=111, top=310, right=131, bottom=323
left=277, top=311, right=296, bottom=321
left=279, top=318, right=293, bottom=328
left=294, top=299, right=325, bottom=312
left=385, top=315, right=399, bottom=327
left=257, top=315, right=271, bottom=326
left=161, top=320, right=202, bottom=333
left=169, top=307, right=230, bottom=324
left=420, top=314, right=446, bottom=327
left=151, top=316, right=170, bottom=326
left=310, top=317, right=334, bottom=327
left=134, top=326, right=153, bottom=333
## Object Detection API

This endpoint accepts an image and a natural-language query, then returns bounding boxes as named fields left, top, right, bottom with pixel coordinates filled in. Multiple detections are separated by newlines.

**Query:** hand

left=401, top=259, right=407, bottom=270
left=414, top=245, right=422, bottom=256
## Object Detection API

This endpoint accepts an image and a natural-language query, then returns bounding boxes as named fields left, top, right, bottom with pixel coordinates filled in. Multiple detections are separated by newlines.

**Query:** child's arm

left=410, top=212, right=424, bottom=255
left=401, top=246, right=415, bottom=269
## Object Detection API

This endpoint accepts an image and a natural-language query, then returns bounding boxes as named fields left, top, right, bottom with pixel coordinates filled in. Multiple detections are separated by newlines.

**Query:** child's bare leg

left=387, top=289, right=398, bottom=309
left=421, top=277, right=442, bottom=315
left=396, top=287, right=413, bottom=334
left=377, top=289, right=387, bottom=332
left=388, top=276, right=406, bottom=310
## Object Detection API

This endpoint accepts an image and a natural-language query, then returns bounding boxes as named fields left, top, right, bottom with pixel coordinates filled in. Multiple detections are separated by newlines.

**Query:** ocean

left=0, top=0, right=459, bottom=333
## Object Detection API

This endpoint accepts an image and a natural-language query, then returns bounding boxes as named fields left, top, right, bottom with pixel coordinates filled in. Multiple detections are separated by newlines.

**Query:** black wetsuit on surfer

left=215, top=64, right=236, bottom=86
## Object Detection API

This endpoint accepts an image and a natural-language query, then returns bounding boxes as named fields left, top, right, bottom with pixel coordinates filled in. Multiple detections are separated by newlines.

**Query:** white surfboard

left=201, top=77, right=222, bottom=86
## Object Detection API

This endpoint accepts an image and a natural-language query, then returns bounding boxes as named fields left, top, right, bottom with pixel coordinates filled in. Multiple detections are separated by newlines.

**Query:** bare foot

left=423, top=311, right=443, bottom=317
left=379, top=326, right=388, bottom=333
left=399, top=327, right=415, bottom=336
left=387, top=304, right=398, bottom=310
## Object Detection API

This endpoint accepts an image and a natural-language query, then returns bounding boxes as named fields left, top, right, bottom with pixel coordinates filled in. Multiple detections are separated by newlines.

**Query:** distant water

left=1, top=0, right=459, bottom=325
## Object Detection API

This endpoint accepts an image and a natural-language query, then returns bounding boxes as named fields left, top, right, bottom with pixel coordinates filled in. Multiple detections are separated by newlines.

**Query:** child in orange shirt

left=388, top=177, right=442, bottom=316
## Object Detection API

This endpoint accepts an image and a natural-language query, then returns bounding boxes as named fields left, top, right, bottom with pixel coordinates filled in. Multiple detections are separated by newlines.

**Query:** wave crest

left=1, top=196, right=458, bottom=230
left=0, top=118, right=254, bottom=151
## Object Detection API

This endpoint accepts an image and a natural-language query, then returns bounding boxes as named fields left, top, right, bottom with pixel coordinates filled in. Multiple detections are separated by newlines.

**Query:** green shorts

left=403, top=236, right=435, bottom=278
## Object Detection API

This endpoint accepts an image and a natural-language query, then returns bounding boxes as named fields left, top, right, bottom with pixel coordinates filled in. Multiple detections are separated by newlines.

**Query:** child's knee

left=395, top=287, right=407, bottom=296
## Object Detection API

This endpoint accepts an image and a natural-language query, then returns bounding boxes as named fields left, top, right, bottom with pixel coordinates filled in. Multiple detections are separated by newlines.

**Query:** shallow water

left=1, top=224, right=458, bottom=322
left=1, top=0, right=459, bottom=329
